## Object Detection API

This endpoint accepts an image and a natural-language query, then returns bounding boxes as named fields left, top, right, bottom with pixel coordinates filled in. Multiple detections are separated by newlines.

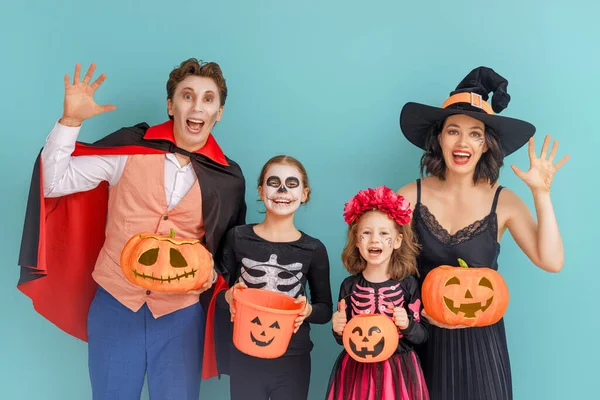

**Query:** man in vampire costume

left=17, top=59, right=246, bottom=399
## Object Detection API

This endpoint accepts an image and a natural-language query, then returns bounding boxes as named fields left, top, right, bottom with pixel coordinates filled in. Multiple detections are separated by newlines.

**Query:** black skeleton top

left=217, top=224, right=333, bottom=356
left=333, top=273, right=428, bottom=353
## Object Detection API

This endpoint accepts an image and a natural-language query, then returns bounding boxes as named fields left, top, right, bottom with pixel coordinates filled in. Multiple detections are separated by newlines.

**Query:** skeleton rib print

left=240, top=254, right=304, bottom=297
left=351, top=283, right=404, bottom=318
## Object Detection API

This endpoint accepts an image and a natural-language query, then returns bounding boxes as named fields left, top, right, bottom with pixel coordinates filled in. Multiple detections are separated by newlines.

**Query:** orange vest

left=92, top=154, right=205, bottom=317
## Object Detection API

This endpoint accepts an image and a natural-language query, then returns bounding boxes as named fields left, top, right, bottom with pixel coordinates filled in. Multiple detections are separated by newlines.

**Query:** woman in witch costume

left=396, top=67, right=569, bottom=400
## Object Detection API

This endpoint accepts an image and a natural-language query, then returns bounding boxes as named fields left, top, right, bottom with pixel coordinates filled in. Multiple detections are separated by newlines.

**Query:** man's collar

left=144, top=120, right=229, bottom=166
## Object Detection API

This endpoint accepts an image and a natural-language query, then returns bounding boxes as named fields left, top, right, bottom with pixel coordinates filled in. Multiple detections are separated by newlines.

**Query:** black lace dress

left=413, top=179, right=512, bottom=400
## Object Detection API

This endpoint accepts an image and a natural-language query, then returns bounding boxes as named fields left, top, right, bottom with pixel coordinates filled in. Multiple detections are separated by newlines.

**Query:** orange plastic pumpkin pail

left=232, top=287, right=304, bottom=359
left=340, top=292, right=401, bottom=363
left=342, top=314, right=399, bottom=363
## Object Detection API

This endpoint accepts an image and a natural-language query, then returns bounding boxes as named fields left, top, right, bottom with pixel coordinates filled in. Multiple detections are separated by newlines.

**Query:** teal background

left=1, top=0, right=597, bottom=399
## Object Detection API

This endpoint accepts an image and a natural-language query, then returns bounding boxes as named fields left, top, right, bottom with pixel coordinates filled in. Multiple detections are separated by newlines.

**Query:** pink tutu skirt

left=326, top=350, right=429, bottom=400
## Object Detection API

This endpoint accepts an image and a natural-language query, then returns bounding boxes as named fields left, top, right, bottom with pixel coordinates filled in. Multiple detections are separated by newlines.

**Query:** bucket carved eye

left=368, top=327, right=381, bottom=336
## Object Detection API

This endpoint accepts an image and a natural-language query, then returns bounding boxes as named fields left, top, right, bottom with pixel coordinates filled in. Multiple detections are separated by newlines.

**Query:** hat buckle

left=470, top=93, right=483, bottom=109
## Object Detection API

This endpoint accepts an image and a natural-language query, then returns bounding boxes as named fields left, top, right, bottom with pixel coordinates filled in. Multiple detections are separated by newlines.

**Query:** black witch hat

left=399, top=67, right=535, bottom=156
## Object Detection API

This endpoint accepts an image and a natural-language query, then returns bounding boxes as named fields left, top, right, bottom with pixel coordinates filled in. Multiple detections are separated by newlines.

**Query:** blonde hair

left=341, top=211, right=420, bottom=281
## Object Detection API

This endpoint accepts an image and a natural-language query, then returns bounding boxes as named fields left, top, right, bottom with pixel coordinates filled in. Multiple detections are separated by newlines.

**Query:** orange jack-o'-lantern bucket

left=341, top=292, right=400, bottom=363
left=232, top=264, right=305, bottom=359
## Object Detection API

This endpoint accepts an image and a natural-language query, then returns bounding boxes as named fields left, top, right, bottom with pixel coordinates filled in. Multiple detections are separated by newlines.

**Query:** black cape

left=17, top=120, right=246, bottom=378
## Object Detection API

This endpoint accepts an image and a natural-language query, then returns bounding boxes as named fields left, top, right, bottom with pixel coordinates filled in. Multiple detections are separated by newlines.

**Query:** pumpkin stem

left=170, top=228, right=175, bottom=239
left=458, top=258, right=469, bottom=268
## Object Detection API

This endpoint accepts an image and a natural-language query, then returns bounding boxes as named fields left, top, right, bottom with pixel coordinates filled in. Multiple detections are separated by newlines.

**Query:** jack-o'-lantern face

left=342, top=314, right=399, bottom=363
left=231, top=287, right=303, bottom=359
left=422, top=259, right=510, bottom=327
left=348, top=325, right=385, bottom=358
left=249, top=316, right=281, bottom=347
left=120, top=229, right=213, bottom=292
left=442, top=275, right=495, bottom=318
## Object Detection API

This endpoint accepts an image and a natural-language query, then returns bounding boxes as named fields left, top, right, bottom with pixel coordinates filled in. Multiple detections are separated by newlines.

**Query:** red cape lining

left=18, top=141, right=226, bottom=380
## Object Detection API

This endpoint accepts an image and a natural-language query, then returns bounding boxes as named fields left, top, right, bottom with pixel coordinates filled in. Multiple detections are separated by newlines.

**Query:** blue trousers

left=87, top=286, right=205, bottom=400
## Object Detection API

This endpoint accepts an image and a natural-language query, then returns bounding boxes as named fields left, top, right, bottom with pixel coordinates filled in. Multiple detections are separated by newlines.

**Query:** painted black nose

left=277, top=186, right=287, bottom=193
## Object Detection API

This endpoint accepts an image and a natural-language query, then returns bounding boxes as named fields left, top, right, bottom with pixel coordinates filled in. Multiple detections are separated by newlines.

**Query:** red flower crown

left=343, top=186, right=412, bottom=226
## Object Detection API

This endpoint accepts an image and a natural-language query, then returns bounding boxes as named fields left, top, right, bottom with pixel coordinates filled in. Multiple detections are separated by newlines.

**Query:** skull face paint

left=266, top=176, right=300, bottom=194
left=260, top=164, right=307, bottom=216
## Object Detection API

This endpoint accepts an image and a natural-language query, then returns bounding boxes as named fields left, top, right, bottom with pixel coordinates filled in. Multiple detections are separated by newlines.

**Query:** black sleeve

left=226, top=158, right=246, bottom=227
left=236, top=188, right=247, bottom=226
left=304, top=240, right=333, bottom=325
left=399, top=275, right=428, bottom=345
left=215, top=228, right=240, bottom=287
left=215, top=228, right=240, bottom=310
left=332, top=277, right=354, bottom=345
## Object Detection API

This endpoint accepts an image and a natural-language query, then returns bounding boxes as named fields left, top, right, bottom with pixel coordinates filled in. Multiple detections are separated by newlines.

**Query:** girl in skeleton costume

left=326, top=186, right=429, bottom=400
left=217, top=155, right=333, bottom=400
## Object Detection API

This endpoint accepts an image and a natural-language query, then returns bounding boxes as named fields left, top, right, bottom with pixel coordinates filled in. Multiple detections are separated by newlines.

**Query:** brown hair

left=341, top=211, right=420, bottom=281
left=166, top=58, right=228, bottom=119
left=257, top=155, right=311, bottom=204
left=419, top=117, right=504, bottom=185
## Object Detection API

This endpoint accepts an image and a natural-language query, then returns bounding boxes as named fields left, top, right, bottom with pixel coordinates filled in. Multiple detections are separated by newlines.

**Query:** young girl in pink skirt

left=326, top=186, right=429, bottom=400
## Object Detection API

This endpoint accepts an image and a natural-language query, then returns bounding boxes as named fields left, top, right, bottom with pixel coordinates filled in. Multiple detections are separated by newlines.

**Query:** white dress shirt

left=42, top=122, right=198, bottom=210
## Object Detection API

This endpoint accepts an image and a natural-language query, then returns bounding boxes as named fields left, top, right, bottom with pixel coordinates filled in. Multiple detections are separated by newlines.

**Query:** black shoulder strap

left=491, top=185, right=504, bottom=214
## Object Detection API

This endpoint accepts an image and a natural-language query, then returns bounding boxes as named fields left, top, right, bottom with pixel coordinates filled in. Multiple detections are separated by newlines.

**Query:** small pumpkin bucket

left=232, top=265, right=305, bottom=359
left=340, top=292, right=400, bottom=363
